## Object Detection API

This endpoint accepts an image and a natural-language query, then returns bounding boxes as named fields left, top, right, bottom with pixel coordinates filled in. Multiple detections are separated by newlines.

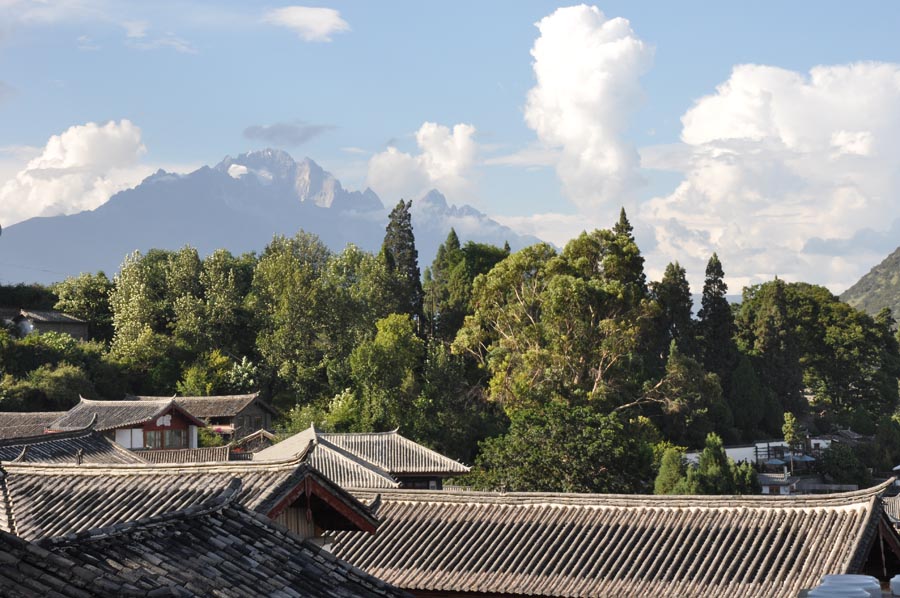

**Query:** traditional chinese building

left=256, top=425, right=469, bottom=490
left=332, top=480, right=900, bottom=598
left=0, top=479, right=409, bottom=597
left=46, top=397, right=206, bottom=450
left=126, top=392, right=278, bottom=439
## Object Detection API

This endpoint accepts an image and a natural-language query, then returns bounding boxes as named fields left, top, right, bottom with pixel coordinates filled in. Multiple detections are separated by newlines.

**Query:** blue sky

left=2, top=1, right=900, bottom=292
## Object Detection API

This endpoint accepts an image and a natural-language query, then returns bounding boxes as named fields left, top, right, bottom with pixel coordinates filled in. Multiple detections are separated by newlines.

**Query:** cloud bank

left=0, top=120, right=150, bottom=226
left=640, top=61, right=900, bottom=291
left=367, top=122, right=477, bottom=204
left=262, top=6, right=350, bottom=42
left=524, top=5, right=653, bottom=211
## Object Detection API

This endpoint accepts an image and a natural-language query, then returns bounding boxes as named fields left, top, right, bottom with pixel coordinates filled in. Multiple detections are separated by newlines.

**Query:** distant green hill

left=841, top=246, right=900, bottom=316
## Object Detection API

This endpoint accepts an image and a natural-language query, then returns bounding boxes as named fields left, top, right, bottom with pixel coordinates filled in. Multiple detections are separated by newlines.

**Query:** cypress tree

left=697, top=253, right=738, bottom=387
left=382, top=200, right=424, bottom=326
left=651, top=261, right=696, bottom=360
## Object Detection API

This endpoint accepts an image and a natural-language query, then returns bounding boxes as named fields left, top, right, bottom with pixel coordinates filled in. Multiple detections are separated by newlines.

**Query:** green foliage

left=468, top=403, right=653, bottom=494
left=650, top=262, right=696, bottom=363
left=347, top=313, right=424, bottom=432
left=250, top=232, right=333, bottom=403
left=819, top=442, right=870, bottom=487
left=697, top=253, right=738, bottom=390
left=197, top=426, right=225, bottom=447
left=733, top=460, right=761, bottom=494
left=0, top=283, right=57, bottom=310
left=782, top=412, right=802, bottom=449
left=0, top=362, right=96, bottom=411
left=655, top=434, right=760, bottom=495
left=695, top=433, right=735, bottom=494
left=873, top=416, right=900, bottom=471
left=52, top=272, right=114, bottom=341
left=654, top=447, right=689, bottom=494
left=411, top=342, right=506, bottom=463
left=382, top=200, right=424, bottom=325
left=176, top=350, right=234, bottom=396
left=737, top=281, right=900, bottom=426
left=727, top=355, right=767, bottom=439
left=107, top=328, right=185, bottom=395
left=644, top=343, right=732, bottom=447
left=7, top=209, right=900, bottom=494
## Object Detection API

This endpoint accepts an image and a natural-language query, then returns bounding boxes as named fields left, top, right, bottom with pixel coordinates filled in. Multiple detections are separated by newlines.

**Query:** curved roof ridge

left=85, top=396, right=171, bottom=405
left=321, top=430, right=471, bottom=473
left=0, top=450, right=311, bottom=474
left=173, top=391, right=260, bottom=399
left=38, top=477, right=244, bottom=548
left=315, top=436, right=399, bottom=487
left=352, top=477, right=896, bottom=507
left=124, top=394, right=177, bottom=401
left=0, top=421, right=97, bottom=447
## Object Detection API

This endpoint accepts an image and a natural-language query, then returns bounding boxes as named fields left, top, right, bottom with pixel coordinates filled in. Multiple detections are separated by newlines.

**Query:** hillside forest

left=3, top=201, right=900, bottom=494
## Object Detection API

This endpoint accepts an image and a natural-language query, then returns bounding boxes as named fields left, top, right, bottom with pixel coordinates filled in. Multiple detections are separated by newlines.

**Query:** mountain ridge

left=0, top=150, right=539, bottom=285
left=840, top=246, right=900, bottom=316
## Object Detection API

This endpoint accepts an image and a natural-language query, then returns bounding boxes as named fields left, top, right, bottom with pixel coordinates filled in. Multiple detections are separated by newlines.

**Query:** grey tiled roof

left=48, top=397, right=205, bottom=432
left=135, top=445, right=231, bottom=464
left=332, top=481, right=898, bottom=598
left=17, top=309, right=85, bottom=324
left=128, top=392, right=279, bottom=418
left=0, top=454, right=377, bottom=541
left=255, top=427, right=400, bottom=489
left=0, top=480, right=408, bottom=598
left=321, top=429, right=470, bottom=475
left=0, top=426, right=146, bottom=465
left=0, top=412, right=66, bottom=440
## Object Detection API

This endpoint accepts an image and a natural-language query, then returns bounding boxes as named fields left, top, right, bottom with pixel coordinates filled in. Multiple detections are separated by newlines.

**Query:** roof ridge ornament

left=11, top=446, right=27, bottom=463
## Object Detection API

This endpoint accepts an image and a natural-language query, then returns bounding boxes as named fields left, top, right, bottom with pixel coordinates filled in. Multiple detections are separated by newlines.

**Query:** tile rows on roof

left=0, top=480, right=408, bottom=598
left=17, top=309, right=85, bottom=324
left=126, top=392, right=278, bottom=418
left=0, top=412, right=66, bottom=440
left=0, top=426, right=146, bottom=465
left=332, top=482, right=896, bottom=598
left=255, top=427, right=399, bottom=489
left=322, top=429, right=470, bottom=475
left=48, top=397, right=204, bottom=432
left=0, top=452, right=380, bottom=541
left=135, top=445, right=231, bottom=464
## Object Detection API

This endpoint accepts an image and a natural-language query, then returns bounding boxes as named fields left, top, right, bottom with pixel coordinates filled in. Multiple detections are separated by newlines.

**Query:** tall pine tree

left=651, top=261, right=696, bottom=361
left=382, top=200, right=424, bottom=327
left=697, top=253, right=738, bottom=388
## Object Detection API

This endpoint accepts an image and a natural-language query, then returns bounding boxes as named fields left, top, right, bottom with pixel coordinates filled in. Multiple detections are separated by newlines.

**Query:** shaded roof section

left=0, top=454, right=378, bottom=541
left=127, top=391, right=279, bottom=418
left=16, top=309, right=85, bottom=324
left=0, top=480, right=408, bottom=598
left=332, top=481, right=898, bottom=598
left=321, top=429, right=470, bottom=475
left=0, top=425, right=146, bottom=465
left=48, top=397, right=206, bottom=432
left=136, top=445, right=231, bottom=464
left=255, top=426, right=399, bottom=489
left=0, top=411, right=66, bottom=440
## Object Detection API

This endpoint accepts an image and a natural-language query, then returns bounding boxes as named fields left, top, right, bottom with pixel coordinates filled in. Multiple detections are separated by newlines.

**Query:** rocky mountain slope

left=840, top=246, right=900, bottom=316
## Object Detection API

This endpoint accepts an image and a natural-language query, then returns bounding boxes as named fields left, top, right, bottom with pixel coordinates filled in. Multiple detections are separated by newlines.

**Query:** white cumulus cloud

left=262, top=6, right=350, bottom=42
left=640, top=61, right=900, bottom=292
left=0, top=119, right=150, bottom=226
left=367, top=122, right=477, bottom=204
left=524, top=4, right=653, bottom=212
